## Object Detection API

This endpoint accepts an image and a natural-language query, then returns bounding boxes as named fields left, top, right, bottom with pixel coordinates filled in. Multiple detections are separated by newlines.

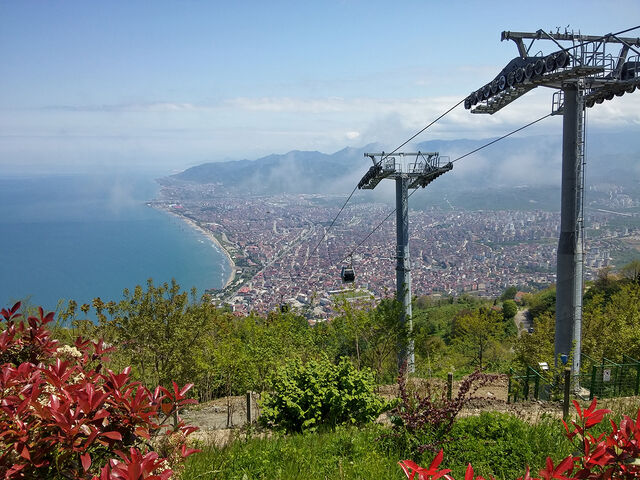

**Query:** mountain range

left=165, top=131, right=640, bottom=209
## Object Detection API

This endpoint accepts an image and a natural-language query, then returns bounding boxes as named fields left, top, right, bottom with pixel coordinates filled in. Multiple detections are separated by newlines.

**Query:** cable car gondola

left=341, top=266, right=355, bottom=283
left=341, top=256, right=355, bottom=283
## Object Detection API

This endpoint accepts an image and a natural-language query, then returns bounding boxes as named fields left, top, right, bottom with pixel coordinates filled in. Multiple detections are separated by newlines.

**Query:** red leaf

left=179, top=382, right=194, bottom=398
left=135, top=427, right=151, bottom=440
left=399, top=460, right=421, bottom=480
left=101, top=431, right=123, bottom=441
left=19, top=444, right=31, bottom=460
left=465, top=464, right=474, bottom=480
left=430, top=449, right=445, bottom=470
left=180, top=443, right=201, bottom=458
left=555, top=456, right=574, bottom=476
left=573, top=400, right=583, bottom=419
left=81, top=452, right=92, bottom=472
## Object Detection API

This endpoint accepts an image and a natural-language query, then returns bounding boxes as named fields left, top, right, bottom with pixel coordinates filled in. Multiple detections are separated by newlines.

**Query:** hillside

left=165, top=133, right=640, bottom=203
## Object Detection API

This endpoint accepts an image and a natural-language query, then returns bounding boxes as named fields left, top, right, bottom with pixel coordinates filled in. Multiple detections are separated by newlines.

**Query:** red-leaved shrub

left=400, top=397, right=640, bottom=480
left=0, top=302, right=200, bottom=479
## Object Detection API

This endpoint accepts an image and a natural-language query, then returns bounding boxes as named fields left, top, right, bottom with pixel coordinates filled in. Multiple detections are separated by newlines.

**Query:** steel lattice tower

left=466, top=28, right=640, bottom=385
left=358, top=152, right=452, bottom=372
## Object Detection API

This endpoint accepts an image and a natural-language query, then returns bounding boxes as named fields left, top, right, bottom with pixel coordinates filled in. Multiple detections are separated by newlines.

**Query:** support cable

left=451, top=113, right=553, bottom=164
left=307, top=97, right=466, bottom=262
left=373, top=98, right=466, bottom=167
left=340, top=112, right=555, bottom=263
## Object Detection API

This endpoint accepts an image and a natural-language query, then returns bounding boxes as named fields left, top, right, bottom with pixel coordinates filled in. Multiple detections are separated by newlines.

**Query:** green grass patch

left=183, top=412, right=576, bottom=480
left=182, top=425, right=399, bottom=480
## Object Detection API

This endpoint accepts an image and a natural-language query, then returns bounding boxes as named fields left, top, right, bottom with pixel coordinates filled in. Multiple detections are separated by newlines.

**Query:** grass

left=182, top=424, right=399, bottom=480
left=182, top=411, right=578, bottom=480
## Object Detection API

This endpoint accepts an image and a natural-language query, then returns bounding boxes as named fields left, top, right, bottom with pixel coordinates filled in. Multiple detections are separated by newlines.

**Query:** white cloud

left=2, top=87, right=640, bottom=174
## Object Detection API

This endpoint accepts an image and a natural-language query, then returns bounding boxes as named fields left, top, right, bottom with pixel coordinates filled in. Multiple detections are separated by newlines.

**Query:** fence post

left=589, top=365, right=597, bottom=400
left=507, top=373, right=512, bottom=404
left=447, top=372, right=453, bottom=400
left=524, top=368, right=530, bottom=399
left=563, top=367, right=571, bottom=420
left=246, top=391, right=252, bottom=424
left=534, top=373, right=540, bottom=400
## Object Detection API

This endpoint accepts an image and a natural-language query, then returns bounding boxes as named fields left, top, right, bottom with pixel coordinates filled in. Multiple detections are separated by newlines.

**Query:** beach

left=156, top=206, right=236, bottom=289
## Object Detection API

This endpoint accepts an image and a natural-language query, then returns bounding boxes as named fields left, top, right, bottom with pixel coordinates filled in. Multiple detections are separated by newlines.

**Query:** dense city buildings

left=154, top=181, right=640, bottom=321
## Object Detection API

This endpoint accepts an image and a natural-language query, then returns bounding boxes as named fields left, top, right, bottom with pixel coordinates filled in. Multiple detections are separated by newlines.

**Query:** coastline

left=154, top=206, right=236, bottom=289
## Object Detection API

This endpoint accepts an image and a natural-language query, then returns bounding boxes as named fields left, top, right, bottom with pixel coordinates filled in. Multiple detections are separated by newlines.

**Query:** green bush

left=259, top=357, right=386, bottom=433
left=443, top=412, right=571, bottom=479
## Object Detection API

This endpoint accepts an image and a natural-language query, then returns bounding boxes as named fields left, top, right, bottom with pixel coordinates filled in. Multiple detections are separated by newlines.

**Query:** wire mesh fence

left=508, top=355, right=640, bottom=403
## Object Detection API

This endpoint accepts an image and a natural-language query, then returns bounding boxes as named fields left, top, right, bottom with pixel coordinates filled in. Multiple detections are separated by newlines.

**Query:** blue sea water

left=0, top=174, right=230, bottom=312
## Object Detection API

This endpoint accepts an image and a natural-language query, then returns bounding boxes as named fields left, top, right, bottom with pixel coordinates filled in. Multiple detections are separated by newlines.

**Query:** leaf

left=430, top=449, right=445, bottom=470
left=81, top=452, right=92, bottom=472
left=465, top=464, right=474, bottom=480
left=19, top=444, right=31, bottom=460
left=180, top=444, right=201, bottom=458
left=399, top=460, right=421, bottom=480
left=101, top=431, right=123, bottom=441
left=135, top=427, right=151, bottom=440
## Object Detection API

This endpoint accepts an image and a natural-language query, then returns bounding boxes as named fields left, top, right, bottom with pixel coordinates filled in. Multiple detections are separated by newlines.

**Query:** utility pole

left=358, top=152, right=452, bottom=372
left=466, top=28, right=640, bottom=387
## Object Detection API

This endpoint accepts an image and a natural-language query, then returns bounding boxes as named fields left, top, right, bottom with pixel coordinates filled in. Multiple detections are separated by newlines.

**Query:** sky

left=1, top=1, right=640, bottom=175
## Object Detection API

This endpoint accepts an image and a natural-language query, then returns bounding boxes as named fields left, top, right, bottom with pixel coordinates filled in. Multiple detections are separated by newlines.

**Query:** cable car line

left=451, top=112, right=553, bottom=164
left=372, top=98, right=466, bottom=168
left=337, top=111, right=555, bottom=266
left=307, top=97, right=466, bottom=263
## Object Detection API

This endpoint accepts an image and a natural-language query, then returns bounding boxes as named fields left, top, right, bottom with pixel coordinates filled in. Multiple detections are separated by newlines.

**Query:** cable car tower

left=358, top=152, right=453, bottom=372
left=465, top=27, right=640, bottom=385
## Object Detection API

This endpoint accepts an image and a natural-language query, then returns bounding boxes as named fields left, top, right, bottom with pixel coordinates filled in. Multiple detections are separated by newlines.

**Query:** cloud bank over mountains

left=166, top=132, right=640, bottom=203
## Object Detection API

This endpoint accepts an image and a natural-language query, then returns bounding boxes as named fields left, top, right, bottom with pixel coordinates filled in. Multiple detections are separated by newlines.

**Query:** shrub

left=259, top=357, right=386, bottom=433
left=381, top=370, right=497, bottom=462
left=399, top=397, right=640, bottom=480
left=0, top=302, right=199, bottom=479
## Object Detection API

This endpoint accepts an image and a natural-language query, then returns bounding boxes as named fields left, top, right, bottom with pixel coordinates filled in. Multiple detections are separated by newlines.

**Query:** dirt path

left=514, top=308, right=532, bottom=335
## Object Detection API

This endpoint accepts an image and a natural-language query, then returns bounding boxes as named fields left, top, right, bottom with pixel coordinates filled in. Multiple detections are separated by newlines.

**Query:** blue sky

left=1, top=1, right=639, bottom=174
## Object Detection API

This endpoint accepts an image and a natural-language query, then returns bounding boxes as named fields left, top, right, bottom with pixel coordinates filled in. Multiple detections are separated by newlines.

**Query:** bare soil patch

left=181, top=375, right=640, bottom=446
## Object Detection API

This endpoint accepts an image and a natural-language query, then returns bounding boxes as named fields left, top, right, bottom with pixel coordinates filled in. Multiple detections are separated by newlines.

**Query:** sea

left=0, top=173, right=230, bottom=313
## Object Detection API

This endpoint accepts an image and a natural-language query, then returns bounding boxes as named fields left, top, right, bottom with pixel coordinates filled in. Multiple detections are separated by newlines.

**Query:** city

left=153, top=181, right=640, bottom=321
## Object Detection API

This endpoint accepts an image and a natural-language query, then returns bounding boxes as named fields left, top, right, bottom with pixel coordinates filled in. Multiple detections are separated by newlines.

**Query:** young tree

left=621, top=259, right=640, bottom=284
left=452, top=307, right=501, bottom=370
left=95, top=279, right=218, bottom=389
left=513, top=312, right=555, bottom=369
left=502, top=299, right=518, bottom=320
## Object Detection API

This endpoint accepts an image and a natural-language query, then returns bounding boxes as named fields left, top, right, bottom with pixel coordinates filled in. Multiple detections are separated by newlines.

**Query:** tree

left=452, top=307, right=502, bottom=370
left=331, top=295, right=375, bottom=370
left=500, top=286, right=518, bottom=302
left=526, top=286, right=556, bottom=320
left=94, top=279, right=218, bottom=389
left=513, top=312, right=555, bottom=369
left=582, top=281, right=640, bottom=361
left=621, top=259, right=640, bottom=284
left=502, top=299, right=518, bottom=320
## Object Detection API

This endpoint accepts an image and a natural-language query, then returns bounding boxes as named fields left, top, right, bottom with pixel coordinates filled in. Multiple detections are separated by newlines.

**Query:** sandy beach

left=156, top=206, right=236, bottom=289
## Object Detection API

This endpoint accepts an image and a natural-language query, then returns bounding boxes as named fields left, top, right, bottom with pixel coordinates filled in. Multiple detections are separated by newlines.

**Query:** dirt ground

left=181, top=374, right=576, bottom=445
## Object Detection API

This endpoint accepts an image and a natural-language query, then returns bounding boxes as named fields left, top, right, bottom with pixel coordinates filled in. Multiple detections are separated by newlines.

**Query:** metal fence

left=508, top=354, right=640, bottom=402
left=585, top=356, right=640, bottom=399
left=508, top=366, right=556, bottom=402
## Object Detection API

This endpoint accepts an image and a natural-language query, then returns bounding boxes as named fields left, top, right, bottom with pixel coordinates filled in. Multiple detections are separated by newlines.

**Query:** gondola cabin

left=340, top=266, right=355, bottom=283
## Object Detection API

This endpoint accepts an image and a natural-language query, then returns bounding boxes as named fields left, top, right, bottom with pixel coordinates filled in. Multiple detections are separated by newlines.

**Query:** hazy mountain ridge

left=167, top=133, right=639, bottom=202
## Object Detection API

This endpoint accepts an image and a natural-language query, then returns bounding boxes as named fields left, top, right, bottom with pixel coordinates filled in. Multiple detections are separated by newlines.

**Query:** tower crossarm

left=467, top=28, right=640, bottom=115
left=358, top=152, right=453, bottom=190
